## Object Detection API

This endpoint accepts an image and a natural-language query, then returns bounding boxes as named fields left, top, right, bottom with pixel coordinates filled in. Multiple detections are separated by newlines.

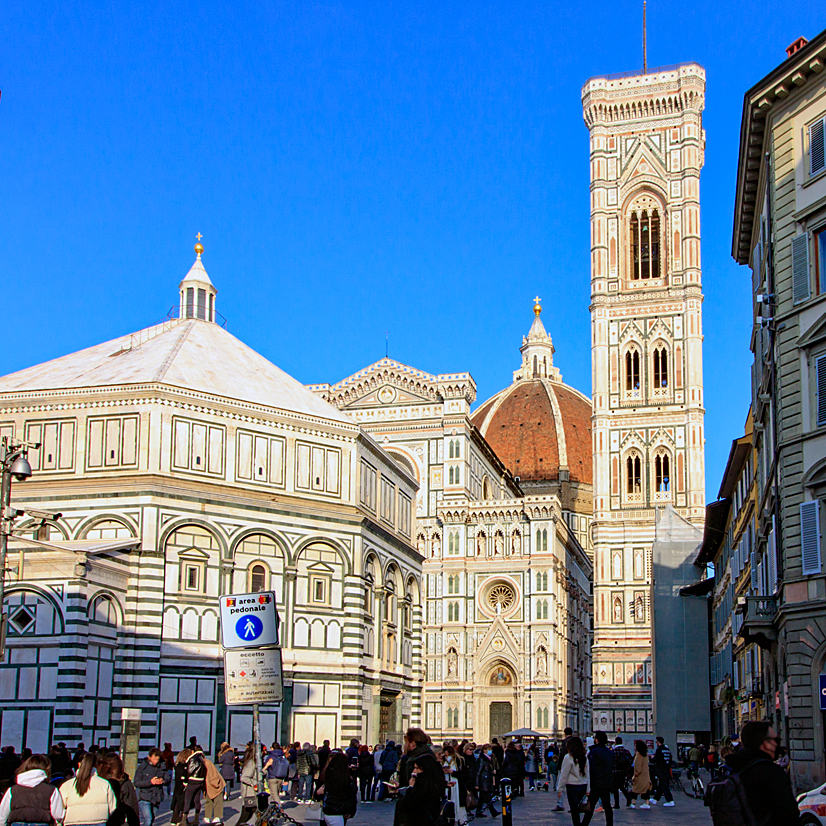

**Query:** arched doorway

left=486, top=663, right=515, bottom=741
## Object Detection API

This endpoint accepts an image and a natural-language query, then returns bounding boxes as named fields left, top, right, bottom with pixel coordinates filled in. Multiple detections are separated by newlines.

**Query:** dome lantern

left=514, top=297, right=560, bottom=383
left=179, top=234, right=218, bottom=322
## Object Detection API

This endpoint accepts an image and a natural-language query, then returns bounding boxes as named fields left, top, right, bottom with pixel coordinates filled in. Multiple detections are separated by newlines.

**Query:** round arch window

left=250, top=564, right=268, bottom=593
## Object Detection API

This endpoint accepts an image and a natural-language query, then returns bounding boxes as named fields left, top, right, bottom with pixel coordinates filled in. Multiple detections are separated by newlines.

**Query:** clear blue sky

left=1, top=1, right=822, bottom=494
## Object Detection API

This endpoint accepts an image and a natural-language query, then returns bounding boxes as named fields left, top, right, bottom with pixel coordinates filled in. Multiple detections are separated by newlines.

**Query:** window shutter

left=812, top=117, right=826, bottom=177
left=792, top=233, right=811, bottom=304
left=817, top=355, right=826, bottom=427
left=767, top=525, right=778, bottom=594
left=801, top=501, right=822, bottom=576
left=750, top=551, right=758, bottom=590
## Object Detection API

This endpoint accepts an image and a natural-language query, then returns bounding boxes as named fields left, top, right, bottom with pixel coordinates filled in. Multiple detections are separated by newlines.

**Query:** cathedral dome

left=471, top=301, right=592, bottom=485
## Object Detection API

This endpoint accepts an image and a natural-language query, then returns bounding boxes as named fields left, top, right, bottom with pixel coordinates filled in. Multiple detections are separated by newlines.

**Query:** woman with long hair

left=218, top=744, right=235, bottom=801
left=0, top=754, right=65, bottom=826
left=170, top=749, right=192, bottom=826
left=96, top=753, right=139, bottom=826
left=316, top=752, right=356, bottom=826
left=630, top=740, right=651, bottom=809
left=442, top=745, right=466, bottom=825
left=356, top=746, right=373, bottom=803
left=556, top=737, right=589, bottom=826
left=237, top=744, right=259, bottom=825
left=59, top=753, right=117, bottom=826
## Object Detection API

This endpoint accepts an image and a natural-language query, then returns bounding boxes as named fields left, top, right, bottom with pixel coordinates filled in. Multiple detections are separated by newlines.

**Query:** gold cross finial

left=194, top=232, right=204, bottom=257
left=533, top=296, right=542, bottom=316
left=196, top=232, right=203, bottom=242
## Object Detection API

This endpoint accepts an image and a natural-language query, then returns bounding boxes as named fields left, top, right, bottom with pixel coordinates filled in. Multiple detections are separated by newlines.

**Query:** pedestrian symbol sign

left=219, top=591, right=280, bottom=649
left=237, top=614, right=263, bottom=642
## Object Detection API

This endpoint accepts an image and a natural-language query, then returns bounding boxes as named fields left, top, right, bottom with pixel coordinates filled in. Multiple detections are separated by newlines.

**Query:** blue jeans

left=298, top=774, right=313, bottom=800
left=138, top=800, right=158, bottom=826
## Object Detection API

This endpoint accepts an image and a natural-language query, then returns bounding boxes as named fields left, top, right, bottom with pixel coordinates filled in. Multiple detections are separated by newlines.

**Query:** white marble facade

left=0, top=248, right=421, bottom=755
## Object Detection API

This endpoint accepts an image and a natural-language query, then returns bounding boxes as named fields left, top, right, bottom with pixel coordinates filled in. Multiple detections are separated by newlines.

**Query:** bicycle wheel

left=695, top=777, right=705, bottom=798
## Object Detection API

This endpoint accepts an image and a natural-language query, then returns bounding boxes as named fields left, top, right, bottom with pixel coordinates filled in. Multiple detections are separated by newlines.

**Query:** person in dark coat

left=170, top=749, right=192, bottom=826
left=610, top=736, right=633, bottom=809
left=376, top=741, right=399, bottom=802
left=397, top=729, right=443, bottom=795
left=217, top=744, right=235, bottom=801
left=474, top=747, right=500, bottom=818
left=133, top=748, right=166, bottom=826
left=318, top=753, right=357, bottom=824
left=357, top=746, right=374, bottom=802
left=0, top=748, right=21, bottom=790
left=724, top=721, right=798, bottom=826
left=581, top=732, right=613, bottom=826
left=97, top=753, right=139, bottom=826
left=393, top=757, right=444, bottom=826
left=651, top=736, right=674, bottom=805
left=459, top=744, right=477, bottom=811
left=500, top=745, right=520, bottom=789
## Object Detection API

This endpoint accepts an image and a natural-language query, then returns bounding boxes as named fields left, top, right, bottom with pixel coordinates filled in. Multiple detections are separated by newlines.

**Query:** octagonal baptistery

left=471, top=300, right=594, bottom=554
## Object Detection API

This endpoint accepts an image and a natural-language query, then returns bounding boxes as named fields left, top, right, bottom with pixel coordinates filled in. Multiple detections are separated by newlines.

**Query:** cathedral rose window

left=486, top=583, right=516, bottom=614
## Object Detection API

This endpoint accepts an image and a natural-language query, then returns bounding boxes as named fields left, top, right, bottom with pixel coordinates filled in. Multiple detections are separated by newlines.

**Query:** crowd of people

left=0, top=720, right=801, bottom=826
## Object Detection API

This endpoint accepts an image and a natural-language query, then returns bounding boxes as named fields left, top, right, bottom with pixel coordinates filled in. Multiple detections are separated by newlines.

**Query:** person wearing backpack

left=707, top=721, right=797, bottom=826
left=376, top=741, right=399, bottom=802
left=262, top=744, right=288, bottom=804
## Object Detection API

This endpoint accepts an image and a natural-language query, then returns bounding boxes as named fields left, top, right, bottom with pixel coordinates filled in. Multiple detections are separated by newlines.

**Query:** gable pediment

left=797, top=313, right=826, bottom=350
left=620, top=142, right=667, bottom=183
left=342, top=382, right=435, bottom=409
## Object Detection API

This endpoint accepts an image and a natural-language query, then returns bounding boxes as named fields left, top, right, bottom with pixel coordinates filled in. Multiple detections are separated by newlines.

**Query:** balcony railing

left=736, top=595, right=778, bottom=649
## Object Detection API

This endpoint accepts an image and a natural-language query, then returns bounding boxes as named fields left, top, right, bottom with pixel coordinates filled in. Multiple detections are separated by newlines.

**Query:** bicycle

left=683, top=763, right=704, bottom=799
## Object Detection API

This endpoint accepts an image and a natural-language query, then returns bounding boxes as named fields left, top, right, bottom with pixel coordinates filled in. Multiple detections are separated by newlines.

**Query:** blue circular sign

left=236, top=614, right=263, bottom=642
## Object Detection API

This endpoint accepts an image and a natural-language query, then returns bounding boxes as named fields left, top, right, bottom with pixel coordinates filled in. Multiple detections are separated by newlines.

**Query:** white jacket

left=557, top=753, right=590, bottom=792
left=60, top=773, right=117, bottom=826
left=0, top=770, right=65, bottom=826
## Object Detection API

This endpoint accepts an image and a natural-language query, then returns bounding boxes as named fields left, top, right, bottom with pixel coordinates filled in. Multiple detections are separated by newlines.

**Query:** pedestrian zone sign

left=224, top=647, right=284, bottom=705
left=219, top=591, right=280, bottom=649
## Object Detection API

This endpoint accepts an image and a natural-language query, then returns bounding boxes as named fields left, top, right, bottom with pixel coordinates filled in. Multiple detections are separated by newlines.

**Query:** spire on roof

left=179, top=234, right=218, bottom=322
left=513, top=297, right=561, bottom=383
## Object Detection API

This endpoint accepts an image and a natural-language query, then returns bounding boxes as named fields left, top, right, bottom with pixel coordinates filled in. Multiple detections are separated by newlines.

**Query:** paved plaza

left=151, top=776, right=713, bottom=826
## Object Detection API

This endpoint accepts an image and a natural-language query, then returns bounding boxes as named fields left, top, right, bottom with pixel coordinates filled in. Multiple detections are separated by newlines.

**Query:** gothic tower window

left=625, top=349, right=641, bottom=395
left=654, top=450, right=671, bottom=498
left=653, top=345, right=669, bottom=393
left=628, top=198, right=663, bottom=280
left=626, top=452, right=642, bottom=500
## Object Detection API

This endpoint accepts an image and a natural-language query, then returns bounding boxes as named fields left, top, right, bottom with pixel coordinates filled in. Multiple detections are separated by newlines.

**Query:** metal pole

left=253, top=702, right=265, bottom=808
left=500, top=776, right=513, bottom=826
left=643, top=0, right=647, bottom=74
left=0, top=442, right=12, bottom=648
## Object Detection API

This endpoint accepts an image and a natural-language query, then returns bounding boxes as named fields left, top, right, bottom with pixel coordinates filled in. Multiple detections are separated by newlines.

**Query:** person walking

left=376, top=741, right=399, bottom=802
left=60, top=753, right=117, bottom=826
left=557, top=737, right=589, bottom=826
left=316, top=752, right=356, bottom=826
left=610, top=736, right=632, bottom=809
left=581, top=732, right=613, bottom=826
left=722, top=721, right=798, bottom=826
left=473, top=746, right=500, bottom=819
left=160, top=746, right=175, bottom=796
left=356, top=747, right=373, bottom=803
left=181, top=746, right=207, bottom=826
left=651, top=736, right=674, bottom=807
left=201, top=753, right=225, bottom=825
left=217, top=745, right=234, bottom=801
left=629, top=741, right=651, bottom=809
left=370, top=744, right=383, bottom=802
left=97, top=753, right=139, bottom=826
left=296, top=744, right=314, bottom=803
left=460, top=744, right=478, bottom=814
left=0, top=754, right=65, bottom=826
left=261, top=743, right=286, bottom=805
left=133, top=748, right=166, bottom=826
left=525, top=746, right=538, bottom=791
left=442, top=745, right=466, bottom=824
left=500, top=744, right=520, bottom=794
left=236, top=746, right=258, bottom=826
left=170, top=750, right=191, bottom=826
left=555, top=729, right=574, bottom=811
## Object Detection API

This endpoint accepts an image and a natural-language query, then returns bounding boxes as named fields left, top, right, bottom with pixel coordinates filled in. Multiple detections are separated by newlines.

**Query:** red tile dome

left=472, top=378, right=593, bottom=485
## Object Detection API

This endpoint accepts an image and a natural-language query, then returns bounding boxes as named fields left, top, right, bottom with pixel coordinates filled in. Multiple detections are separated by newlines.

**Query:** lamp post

left=0, top=437, right=35, bottom=651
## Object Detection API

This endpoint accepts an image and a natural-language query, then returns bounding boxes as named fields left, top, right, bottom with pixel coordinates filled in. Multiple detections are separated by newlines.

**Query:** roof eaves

left=732, top=28, right=826, bottom=264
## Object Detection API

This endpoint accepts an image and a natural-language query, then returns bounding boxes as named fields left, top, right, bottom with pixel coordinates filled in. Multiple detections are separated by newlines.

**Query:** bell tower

left=581, top=64, right=706, bottom=737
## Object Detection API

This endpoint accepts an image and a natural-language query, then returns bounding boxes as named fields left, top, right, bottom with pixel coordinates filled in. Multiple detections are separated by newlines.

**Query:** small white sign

left=219, top=591, right=280, bottom=649
left=224, top=648, right=284, bottom=706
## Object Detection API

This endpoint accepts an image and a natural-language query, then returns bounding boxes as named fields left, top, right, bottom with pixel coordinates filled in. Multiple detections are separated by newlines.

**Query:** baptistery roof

left=470, top=301, right=592, bottom=485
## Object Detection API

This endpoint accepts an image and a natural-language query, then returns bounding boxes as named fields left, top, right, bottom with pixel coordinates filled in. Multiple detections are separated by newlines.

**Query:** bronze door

left=489, top=702, right=512, bottom=741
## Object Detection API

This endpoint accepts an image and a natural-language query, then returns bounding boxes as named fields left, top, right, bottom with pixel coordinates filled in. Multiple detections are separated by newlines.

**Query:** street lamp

left=0, top=437, right=59, bottom=655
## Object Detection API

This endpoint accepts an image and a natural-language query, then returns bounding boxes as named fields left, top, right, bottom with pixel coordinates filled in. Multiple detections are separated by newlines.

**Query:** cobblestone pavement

left=152, top=776, right=713, bottom=826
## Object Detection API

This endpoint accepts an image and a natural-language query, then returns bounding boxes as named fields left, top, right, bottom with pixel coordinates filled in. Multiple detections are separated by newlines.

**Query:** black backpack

left=704, top=760, right=765, bottom=826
